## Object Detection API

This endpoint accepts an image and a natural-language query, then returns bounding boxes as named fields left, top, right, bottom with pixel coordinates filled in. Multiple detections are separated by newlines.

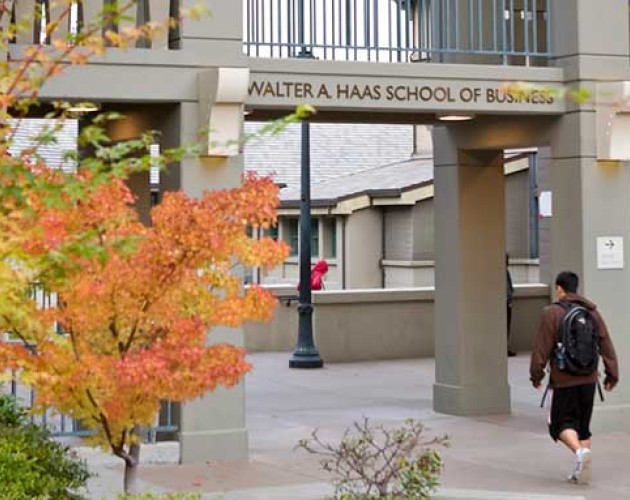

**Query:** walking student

left=529, top=271, right=619, bottom=485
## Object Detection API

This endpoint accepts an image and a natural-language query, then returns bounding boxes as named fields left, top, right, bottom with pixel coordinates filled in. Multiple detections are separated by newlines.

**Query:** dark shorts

left=548, top=383, right=596, bottom=442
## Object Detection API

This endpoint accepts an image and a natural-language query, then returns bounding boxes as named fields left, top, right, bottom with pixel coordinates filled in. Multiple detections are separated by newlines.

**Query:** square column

left=546, top=0, right=630, bottom=433
left=178, top=0, right=247, bottom=63
left=177, top=101, right=249, bottom=463
left=549, top=112, right=630, bottom=432
left=433, top=128, right=510, bottom=415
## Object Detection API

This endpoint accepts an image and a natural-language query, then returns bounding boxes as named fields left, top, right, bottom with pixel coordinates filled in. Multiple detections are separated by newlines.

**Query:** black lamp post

left=289, top=1, right=322, bottom=368
left=289, top=119, right=323, bottom=369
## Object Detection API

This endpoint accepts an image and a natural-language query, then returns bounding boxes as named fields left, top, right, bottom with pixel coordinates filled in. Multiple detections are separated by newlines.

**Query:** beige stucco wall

left=505, top=168, right=531, bottom=258
left=244, top=284, right=549, bottom=361
left=411, top=200, right=435, bottom=259
left=263, top=260, right=342, bottom=289
left=383, top=260, right=540, bottom=288
left=313, top=288, right=435, bottom=362
left=344, top=207, right=383, bottom=288
left=383, top=261, right=435, bottom=287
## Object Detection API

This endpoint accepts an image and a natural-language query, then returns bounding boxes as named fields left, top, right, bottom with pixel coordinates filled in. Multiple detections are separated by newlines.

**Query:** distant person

left=530, top=271, right=618, bottom=485
left=298, top=260, right=329, bottom=291
left=310, top=260, right=329, bottom=290
left=506, top=254, right=516, bottom=357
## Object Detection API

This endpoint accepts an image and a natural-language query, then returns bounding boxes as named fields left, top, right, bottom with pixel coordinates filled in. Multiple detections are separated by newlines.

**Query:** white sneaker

left=568, top=448, right=592, bottom=485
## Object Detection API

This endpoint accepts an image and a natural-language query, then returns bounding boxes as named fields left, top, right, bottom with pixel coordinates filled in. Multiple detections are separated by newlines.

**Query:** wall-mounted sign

left=250, top=80, right=556, bottom=105
left=247, top=74, right=564, bottom=113
left=597, top=236, right=624, bottom=270
left=539, top=191, right=552, bottom=217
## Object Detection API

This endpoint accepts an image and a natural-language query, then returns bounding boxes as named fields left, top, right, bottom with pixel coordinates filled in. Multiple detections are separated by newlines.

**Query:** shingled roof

left=279, top=157, right=434, bottom=207
left=9, top=119, right=78, bottom=173
left=244, top=122, right=414, bottom=192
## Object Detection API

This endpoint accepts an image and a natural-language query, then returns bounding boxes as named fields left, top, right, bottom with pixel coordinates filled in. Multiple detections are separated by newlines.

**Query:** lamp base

left=289, top=353, right=324, bottom=369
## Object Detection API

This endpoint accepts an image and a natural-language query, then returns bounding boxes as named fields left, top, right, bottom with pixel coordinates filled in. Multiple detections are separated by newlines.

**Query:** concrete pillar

left=48, top=0, right=70, bottom=42
left=147, top=0, right=169, bottom=49
left=179, top=0, right=245, bottom=63
left=549, top=113, right=630, bottom=432
left=546, top=0, right=630, bottom=432
left=81, top=0, right=102, bottom=33
left=14, top=0, right=36, bottom=44
left=433, top=127, right=510, bottom=415
left=177, top=101, right=248, bottom=463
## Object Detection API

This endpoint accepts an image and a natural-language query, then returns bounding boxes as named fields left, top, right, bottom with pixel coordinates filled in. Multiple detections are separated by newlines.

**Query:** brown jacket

left=529, top=293, right=619, bottom=389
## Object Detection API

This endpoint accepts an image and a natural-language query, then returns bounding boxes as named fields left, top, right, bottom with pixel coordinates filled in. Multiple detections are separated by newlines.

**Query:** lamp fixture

left=67, top=102, right=99, bottom=114
left=437, top=113, right=475, bottom=122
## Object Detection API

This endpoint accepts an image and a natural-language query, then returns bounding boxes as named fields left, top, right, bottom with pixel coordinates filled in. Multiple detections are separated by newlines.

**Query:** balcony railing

left=244, top=0, right=552, bottom=65
left=7, top=0, right=178, bottom=49
left=4, top=372, right=178, bottom=441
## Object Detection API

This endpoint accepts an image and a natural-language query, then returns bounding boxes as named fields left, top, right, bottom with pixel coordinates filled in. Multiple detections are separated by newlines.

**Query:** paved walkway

left=84, top=353, right=630, bottom=499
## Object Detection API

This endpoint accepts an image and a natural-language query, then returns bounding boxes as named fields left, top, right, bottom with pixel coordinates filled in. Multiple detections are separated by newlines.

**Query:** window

left=285, top=218, right=299, bottom=256
left=243, top=225, right=255, bottom=284
left=323, top=218, right=337, bottom=259
left=264, top=225, right=279, bottom=240
left=282, top=218, right=319, bottom=258
left=311, top=219, right=319, bottom=258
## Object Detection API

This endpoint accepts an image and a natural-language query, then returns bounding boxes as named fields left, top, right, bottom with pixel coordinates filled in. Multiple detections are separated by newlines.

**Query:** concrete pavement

left=83, top=353, right=629, bottom=499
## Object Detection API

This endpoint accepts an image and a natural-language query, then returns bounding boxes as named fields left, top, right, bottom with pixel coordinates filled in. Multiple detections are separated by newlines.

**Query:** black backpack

left=555, top=302, right=599, bottom=376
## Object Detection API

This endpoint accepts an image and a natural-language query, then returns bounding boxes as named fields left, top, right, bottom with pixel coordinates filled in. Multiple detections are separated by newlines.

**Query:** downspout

left=528, top=152, right=539, bottom=259
left=341, top=216, right=347, bottom=289
left=381, top=209, right=386, bottom=288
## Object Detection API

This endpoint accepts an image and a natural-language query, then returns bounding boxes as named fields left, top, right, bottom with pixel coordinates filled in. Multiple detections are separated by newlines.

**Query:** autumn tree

left=0, top=0, right=290, bottom=493
left=1, top=171, right=288, bottom=491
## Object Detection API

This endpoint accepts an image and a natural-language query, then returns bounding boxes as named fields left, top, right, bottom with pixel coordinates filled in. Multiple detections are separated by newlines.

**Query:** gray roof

left=244, top=122, right=414, bottom=192
left=280, top=157, right=434, bottom=206
left=9, top=119, right=78, bottom=173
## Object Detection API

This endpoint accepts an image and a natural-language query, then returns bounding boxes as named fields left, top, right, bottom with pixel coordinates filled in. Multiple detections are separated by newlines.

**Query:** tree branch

left=2, top=314, right=37, bottom=355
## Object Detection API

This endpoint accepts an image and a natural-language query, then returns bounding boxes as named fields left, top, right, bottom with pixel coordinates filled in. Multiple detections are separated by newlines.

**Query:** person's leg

left=559, top=428, right=581, bottom=452
left=577, top=383, right=596, bottom=448
left=551, top=386, right=592, bottom=483
left=571, top=383, right=596, bottom=484
left=561, top=426, right=592, bottom=484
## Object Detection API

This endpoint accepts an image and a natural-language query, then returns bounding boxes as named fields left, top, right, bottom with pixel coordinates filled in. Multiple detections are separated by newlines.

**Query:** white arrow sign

left=597, top=236, right=624, bottom=270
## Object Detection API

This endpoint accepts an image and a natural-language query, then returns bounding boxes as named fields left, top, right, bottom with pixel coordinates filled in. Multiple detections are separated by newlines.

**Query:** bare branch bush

left=296, top=417, right=449, bottom=499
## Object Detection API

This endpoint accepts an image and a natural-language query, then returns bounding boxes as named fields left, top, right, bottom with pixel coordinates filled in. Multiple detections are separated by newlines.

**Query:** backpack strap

left=552, top=300, right=570, bottom=345
left=553, top=300, right=571, bottom=311
left=540, top=384, right=550, bottom=408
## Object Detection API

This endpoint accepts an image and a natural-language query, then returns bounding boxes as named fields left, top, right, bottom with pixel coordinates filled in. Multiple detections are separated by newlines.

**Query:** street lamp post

left=289, top=120, right=323, bottom=369
left=289, top=0, right=322, bottom=369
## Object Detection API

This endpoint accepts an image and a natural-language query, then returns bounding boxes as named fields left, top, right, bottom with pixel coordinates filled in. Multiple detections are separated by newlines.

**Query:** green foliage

left=297, top=418, right=448, bottom=499
left=117, top=493, right=202, bottom=500
left=0, top=395, right=90, bottom=500
left=398, top=449, right=443, bottom=499
left=0, top=393, right=27, bottom=427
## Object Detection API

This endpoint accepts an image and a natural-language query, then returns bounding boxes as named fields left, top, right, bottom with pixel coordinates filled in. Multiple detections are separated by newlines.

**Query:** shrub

left=296, top=417, right=448, bottom=499
left=0, top=395, right=91, bottom=500
left=0, top=393, right=27, bottom=427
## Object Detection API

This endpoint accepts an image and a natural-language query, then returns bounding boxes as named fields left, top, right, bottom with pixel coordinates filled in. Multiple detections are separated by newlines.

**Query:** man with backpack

left=530, top=271, right=619, bottom=485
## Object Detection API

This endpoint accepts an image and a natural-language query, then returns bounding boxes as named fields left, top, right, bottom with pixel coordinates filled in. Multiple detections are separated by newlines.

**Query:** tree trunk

left=123, top=441, right=141, bottom=494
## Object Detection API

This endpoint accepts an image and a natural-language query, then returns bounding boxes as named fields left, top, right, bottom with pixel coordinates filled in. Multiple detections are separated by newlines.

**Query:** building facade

left=15, top=0, right=630, bottom=461
left=245, top=123, right=540, bottom=288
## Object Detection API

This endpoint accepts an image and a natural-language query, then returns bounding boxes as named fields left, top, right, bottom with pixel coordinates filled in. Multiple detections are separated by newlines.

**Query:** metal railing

left=8, top=0, right=178, bottom=50
left=244, top=0, right=552, bottom=64
left=4, top=375, right=178, bottom=442
left=2, top=285, right=178, bottom=441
